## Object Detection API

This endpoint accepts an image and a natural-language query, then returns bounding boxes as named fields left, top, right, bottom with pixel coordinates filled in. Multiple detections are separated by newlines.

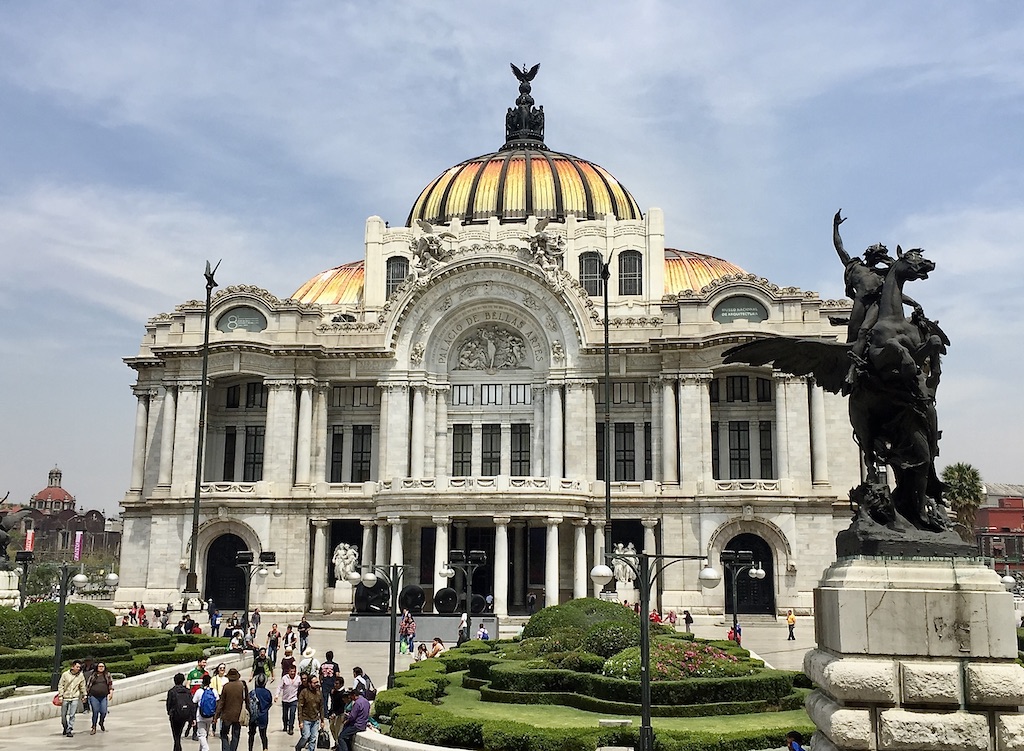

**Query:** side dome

left=407, top=148, right=643, bottom=226
left=292, top=261, right=364, bottom=305
left=664, top=249, right=746, bottom=293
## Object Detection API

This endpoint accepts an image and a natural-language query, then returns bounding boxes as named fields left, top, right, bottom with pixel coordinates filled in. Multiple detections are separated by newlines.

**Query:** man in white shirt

left=274, top=664, right=301, bottom=735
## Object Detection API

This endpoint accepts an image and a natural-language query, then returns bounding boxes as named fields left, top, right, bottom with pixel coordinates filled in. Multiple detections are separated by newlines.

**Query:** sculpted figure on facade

left=612, top=542, right=637, bottom=584
left=331, top=543, right=360, bottom=580
left=409, top=219, right=455, bottom=283
left=525, top=218, right=567, bottom=285
left=456, top=325, right=527, bottom=372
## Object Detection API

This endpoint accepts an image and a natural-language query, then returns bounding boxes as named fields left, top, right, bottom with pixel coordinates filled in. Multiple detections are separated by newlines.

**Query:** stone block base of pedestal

left=0, top=570, right=20, bottom=607
left=807, top=557, right=1024, bottom=751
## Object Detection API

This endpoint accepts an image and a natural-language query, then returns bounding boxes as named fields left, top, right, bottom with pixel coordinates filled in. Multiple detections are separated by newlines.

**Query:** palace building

left=117, top=69, right=858, bottom=618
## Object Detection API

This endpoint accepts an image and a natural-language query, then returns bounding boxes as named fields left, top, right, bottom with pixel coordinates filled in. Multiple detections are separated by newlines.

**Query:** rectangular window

left=226, top=385, right=240, bottom=409
left=759, top=421, right=774, bottom=479
left=756, top=378, right=772, bottom=403
left=612, top=382, right=636, bottom=404
left=481, top=384, right=502, bottom=406
left=243, top=426, right=265, bottom=482
left=330, top=426, right=344, bottom=483
left=352, top=386, right=376, bottom=407
left=509, top=384, right=532, bottom=405
left=332, top=386, right=345, bottom=408
left=596, top=423, right=606, bottom=481
left=709, top=379, right=719, bottom=403
left=511, top=424, right=531, bottom=475
left=618, top=251, right=643, bottom=296
left=641, top=381, right=651, bottom=404
left=728, top=421, right=750, bottom=479
left=452, top=424, right=472, bottom=476
left=726, top=375, right=749, bottom=403
left=223, top=427, right=236, bottom=481
left=579, top=253, right=603, bottom=297
left=452, top=385, right=474, bottom=406
left=481, top=424, right=501, bottom=475
left=711, top=421, right=720, bottom=480
left=644, top=422, right=652, bottom=480
left=246, top=382, right=268, bottom=409
left=614, top=422, right=636, bottom=481
left=351, top=425, right=373, bottom=482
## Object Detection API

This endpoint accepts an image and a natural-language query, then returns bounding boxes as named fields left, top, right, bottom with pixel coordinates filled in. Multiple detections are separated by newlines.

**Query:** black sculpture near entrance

left=724, top=212, right=974, bottom=557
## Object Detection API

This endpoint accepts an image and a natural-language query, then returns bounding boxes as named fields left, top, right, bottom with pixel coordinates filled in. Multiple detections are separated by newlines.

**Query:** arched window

left=579, top=252, right=603, bottom=296
left=386, top=256, right=409, bottom=298
left=618, top=250, right=643, bottom=295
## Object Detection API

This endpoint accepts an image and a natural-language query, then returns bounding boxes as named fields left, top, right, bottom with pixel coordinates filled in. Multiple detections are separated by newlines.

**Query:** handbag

left=239, top=682, right=251, bottom=726
left=317, top=728, right=332, bottom=749
left=52, top=694, right=63, bottom=707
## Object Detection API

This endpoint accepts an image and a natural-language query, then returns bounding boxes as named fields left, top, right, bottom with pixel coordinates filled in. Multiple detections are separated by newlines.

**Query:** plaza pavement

left=1, top=612, right=809, bottom=750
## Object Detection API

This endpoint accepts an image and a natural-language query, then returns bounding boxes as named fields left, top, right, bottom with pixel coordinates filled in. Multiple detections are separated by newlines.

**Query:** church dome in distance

left=407, top=64, right=642, bottom=227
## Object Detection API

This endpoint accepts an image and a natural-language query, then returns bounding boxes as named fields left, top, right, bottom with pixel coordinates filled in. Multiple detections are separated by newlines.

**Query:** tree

left=942, top=462, right=985, bottom=530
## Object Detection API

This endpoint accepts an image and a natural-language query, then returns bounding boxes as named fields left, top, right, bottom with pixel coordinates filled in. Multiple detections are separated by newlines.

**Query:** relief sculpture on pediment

left=456, top=325, right=527, bottom=372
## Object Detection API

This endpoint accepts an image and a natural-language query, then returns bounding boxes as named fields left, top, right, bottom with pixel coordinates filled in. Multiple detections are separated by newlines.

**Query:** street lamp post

left=600, top=252, right=614, bottom=569
left=440, top=549, right=487, bottom=641
left=184, top=260, right=221, bottom=609
left=235, top=550, right=280, bottom=632
left=50, top=563, right=89, bottom=690
left=347, top=563, right=411, bottom=689
left=719, top=550, right=765, bottom=644
left=15, top=550, right=33, bottom=611
left=591, top=553, right=721, bottom=751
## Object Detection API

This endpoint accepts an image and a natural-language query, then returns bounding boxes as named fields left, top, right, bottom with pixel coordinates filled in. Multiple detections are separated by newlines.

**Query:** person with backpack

left=317, top=650, right=340, bottom=715
left=193, top=673, right=217, bottom=751
left=166, top=672, right=194, bottom=751
left=246, top=672, right=273, bottom=751
left=351, top=666, right=376, bottom=701
left=298, top=647, right=319, bottom=678
left=251, top=646, right=273, bottom=684
left=214, top=667, right=246, bottom=751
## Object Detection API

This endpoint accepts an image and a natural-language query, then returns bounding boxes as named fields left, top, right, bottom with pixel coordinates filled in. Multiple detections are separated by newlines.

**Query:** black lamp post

left=600, top=252, right=614, bottom=571
left=15, top=550, right=33, bottom=611
left=719, top=550, right=765, bottom=644
left=347, top=563, right=411, bottom=689
left=235, top=550, right=280, bottom=632
left=184, top=260, right=220, bottom=608
left=441, top=549, right=487, bottom=641
left=50, top=563, right=89, bottom=690
left=592, top=553, right=722, bottom=751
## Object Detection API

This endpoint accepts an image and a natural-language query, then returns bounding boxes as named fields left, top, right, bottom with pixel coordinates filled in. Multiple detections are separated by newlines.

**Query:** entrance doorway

left=204, top=533, right=247, bottom=611
left=724, top=533, right=775, bottom=615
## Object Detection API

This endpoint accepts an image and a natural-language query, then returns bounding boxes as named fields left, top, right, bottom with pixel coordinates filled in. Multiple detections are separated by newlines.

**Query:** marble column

left=545, top=516, right=561, bottom=607
left=564, top=382, right=588, bottom=480
left=377, top=384, right=390, bottom=481
left=360, top=520, right=375, bottom=573
left=130, top=387, right=151, bottom=491
left=493, top=517, right=510, bottom=618
left=810, top=380, right=829, bottom=485
left=650, top=379, right=662, bottom=482
left=512, top=521, right=527, bottom=608
left=313, top=383, right=329, bottom=483
left=698, top=374, right=714, bottom=491
left=774, top=372, right=791, bottom=482
left=424, top=385, right=437, bottom=478
left=311, top=520, right=329, bottom=613
left=592, top=521, right=606, bottom=597
left=264, top=379, right=297, bottom=486
left=532, top=384, right=545, bottom=476
left=642, top=518, right=659, bottom=608
left=433, top=516, right=450, bottom=603
left=410, top=384, right=427, bottom=478
left=388, top=517, right=404, bottom=567
left=572, top=519, right=588, bottom=600
left=547, top=385, right=564, bottom=479
left=340, top=425, right=354, bottom=482
left=677, top=375, right=706, bottom=489
left=500, top=424, right=512, bottom=476
left=374, top=520, right=388, bottom=568
left=170, top=381, right=200, bottom=490
left=585, top=381, right=598, bottom=479
left=433, top=387, right=449, bottom=481
left=661, top=378, right=678, bottom=483
left=153, top=387, right=174, bottom=485
left=295, top=381, right=314, bottom=485
left=385, top=384, right=410, bottom=480
left=471, top=424, right=483, bottom=476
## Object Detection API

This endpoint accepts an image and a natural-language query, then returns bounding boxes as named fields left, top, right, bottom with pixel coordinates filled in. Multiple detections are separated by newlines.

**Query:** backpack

left=199, top=688, right=217, bottom=718
left=357, top=674, right=377, bottom=701
left=247, top=689, right=261, bottom=719
left=171, top=688, right=194, bottom=723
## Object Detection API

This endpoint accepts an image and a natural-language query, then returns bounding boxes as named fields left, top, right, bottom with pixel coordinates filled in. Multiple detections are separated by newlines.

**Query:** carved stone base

left=808, top=557, right=1023, bottom=750
left=836, top=510, right=977, bottom=558
left=0, top=570, right=19, bottom=608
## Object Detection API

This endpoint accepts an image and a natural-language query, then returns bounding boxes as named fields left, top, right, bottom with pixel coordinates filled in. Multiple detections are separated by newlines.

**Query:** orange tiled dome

left=663, top=249, right=745, bottom=293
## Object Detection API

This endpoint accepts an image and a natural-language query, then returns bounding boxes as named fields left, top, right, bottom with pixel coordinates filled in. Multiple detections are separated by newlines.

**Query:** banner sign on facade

left=73, top=531, right=84, bottom=561
left=25, top=529, right=35, bottom=552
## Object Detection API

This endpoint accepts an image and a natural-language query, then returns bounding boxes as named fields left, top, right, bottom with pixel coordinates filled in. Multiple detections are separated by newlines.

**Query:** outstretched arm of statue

left=834, top=210, right=851, bottom=265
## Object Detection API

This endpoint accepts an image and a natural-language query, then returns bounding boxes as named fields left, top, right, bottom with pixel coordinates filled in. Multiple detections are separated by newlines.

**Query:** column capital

left=175, top=379, right=204, bottom=391
left=316, top=381, right=332, bottom=395
left=360, top=519, right=376, bottom=529
left=641, top=517, right=659, bottom=529
left=493, top=516, right=511, bottom=526
left=432, top=515, right=451, bottom=526
left=386, top=515, right=405, bottom=527
left=312, top=519, right=329, bottom=529
left=590, top=519, right=605, bottom=529
left=773, top=372, right=808, bottom=385
left=265, top=378, right=297, bottom=391
left=566, top=379, right=598, bottom=391
left=132, top=385, right=158, bottom=399
left=510, top=520, right=528, bottom=530
left=571, top=518, right=589, bottom=528
left=452, top=520, right=468, bottom=530
left=375, top=518, right=388, bottom=528
left=428, top=384, right=451, bottom=396
left=378, top=381, right=409, bottom=394
left=658, top=375, right=679, bottom=386
left=680, top=372, right=713, bottom=385
left=296, top=378, right=317, bottom=389
left=546, top=515, right=563, bottom=526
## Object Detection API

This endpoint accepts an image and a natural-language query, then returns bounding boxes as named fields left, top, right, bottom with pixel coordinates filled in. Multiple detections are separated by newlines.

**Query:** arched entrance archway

left=204, top=533, right=247, bottom=611
left=724, top=533, right=775, bottom=615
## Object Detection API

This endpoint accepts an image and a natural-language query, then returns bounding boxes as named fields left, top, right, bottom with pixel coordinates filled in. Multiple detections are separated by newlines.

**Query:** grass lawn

left=439, top=673, right=811, bottom=733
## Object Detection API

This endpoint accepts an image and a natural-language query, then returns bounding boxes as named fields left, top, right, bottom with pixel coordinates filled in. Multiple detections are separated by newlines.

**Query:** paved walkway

left=688, top=614, right=813, bottom=672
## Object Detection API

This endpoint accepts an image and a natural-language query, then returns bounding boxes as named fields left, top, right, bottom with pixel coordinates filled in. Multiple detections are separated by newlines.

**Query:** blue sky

left=1, top=2, right=1021, bottom=515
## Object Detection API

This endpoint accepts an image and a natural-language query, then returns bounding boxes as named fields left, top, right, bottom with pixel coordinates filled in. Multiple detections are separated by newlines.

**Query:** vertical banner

left=25, top=529, right=35, bottom=552
left=73, top=531, right=84, bottom=562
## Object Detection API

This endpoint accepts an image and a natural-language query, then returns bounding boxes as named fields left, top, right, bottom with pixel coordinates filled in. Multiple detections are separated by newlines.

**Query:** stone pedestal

left=615, top=581, right=638, bottom=606
left=806, top=557, right=1024, bottom=751
left=0, top=570, right=20, bottom=608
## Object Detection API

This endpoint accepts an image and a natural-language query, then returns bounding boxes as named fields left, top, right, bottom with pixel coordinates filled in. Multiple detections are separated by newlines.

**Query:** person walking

left=166, top=672, right=194, bottom=751
left=283, top=624, right=298, bottom=653
left=786, top=610, right=797, bottom=640
left=683, top=610, right=694, bottom=633
left=298, top=647, right=319, bottom=678
left=57, top=659, right=87, bottom=737
left=211, top=610, right=222, bottom=638
left=326, top=683, right=348, bottom=742
left=193, top=674, right=218, bottom=751
left=317, top=650, right=340, bottom=715
left=246, top=672, right=273, bottom=751
left=266, top=623, right=281, bottom=666
left=215, top=667, right=246, bottom=751
left=336, top=687, right=369, bottom=751
left=399, top=611, right=416, bottom=654
left=251, top=647, right=273, bottom=684
left=86, top=661, right=114, bottom=734
left=297, top=615, right=311, bottom=654
left=280, top=647, right=296, bottom=675
left=275, top=664, right=301, bottom=735
left=185, top=657, right=209, bottom=740
left=527, top=591, right=537, bottom=614
left=296, top=675, right=325, bottom=751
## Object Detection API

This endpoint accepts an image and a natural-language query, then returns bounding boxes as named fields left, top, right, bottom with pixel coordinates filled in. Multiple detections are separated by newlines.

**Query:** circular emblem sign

left=713, top=295, right=768, bottom=324
left=216, top=306, right=268, bottom=333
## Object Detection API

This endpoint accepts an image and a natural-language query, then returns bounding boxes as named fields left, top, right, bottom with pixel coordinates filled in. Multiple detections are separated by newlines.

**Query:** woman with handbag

left=86, top=662, right=114, bottom=734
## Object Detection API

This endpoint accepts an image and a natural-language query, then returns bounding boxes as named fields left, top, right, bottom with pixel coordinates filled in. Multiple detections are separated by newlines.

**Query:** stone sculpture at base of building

left=0, top=570, right=19, bottom=607
left=805, top=557, right=1024, bottom=751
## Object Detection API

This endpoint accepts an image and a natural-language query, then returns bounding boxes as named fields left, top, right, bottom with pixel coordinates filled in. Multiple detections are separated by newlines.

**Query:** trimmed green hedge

left=0, top=671, right=51, bottom=688
left=0, top=640, right=134, bottom=671
left=66, top=603, right=116, bottom=634
left=124, top=634, right=176, bottom=650
left=581, top=620, right=640, bottom=658
left=145, top=646, right=210, bottom=666
left=104, top=655, right=151, bottom=677
left=22, top=602, right=81, bottom=639
left=521, top=598, right=636, bottom=639
left=0, top=607, right=30, bottom=649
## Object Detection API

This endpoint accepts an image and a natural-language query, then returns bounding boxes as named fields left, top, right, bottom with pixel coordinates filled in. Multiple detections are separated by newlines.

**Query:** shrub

left=62, top=640, right=132, bottom=661
left=146, top=647, right=207, bottom=666
left=0, top=607, right=30, bottom=649
left=66, top=603, right=114, bottom=634
left=21, top=602, right=81, bottom=639
left=603, top=641, right=756, bottom=681
left=582, top=621, right=641, bottom=658
left=390, top=709, right=484, bottom=749
left=561, top=597, right=638, bottom=625
left=543, top=650, right=606, bottom=674
left=104, top=654, right=151, bottom=677
left=109, top=625, right=162, bottom=640
left=520, top=604, right=589, bottom=639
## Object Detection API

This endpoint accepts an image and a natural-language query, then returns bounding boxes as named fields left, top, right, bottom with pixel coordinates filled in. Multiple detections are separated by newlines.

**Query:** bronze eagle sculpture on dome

left=723, top=212, right=970, bottom=557
left=511, top=63, right=540, bottom=84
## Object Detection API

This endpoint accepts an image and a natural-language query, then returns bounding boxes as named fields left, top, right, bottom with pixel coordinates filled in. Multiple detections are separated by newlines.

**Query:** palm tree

left=942, top=462, right=985, bottom=530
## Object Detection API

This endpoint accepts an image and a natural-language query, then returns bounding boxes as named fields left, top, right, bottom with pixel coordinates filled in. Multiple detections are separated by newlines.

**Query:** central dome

left=407, top=64, right=642, bottom=227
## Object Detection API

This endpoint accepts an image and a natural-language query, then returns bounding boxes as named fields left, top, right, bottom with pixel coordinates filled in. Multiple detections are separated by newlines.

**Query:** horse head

left=894, top=245, right=935, bottom=282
